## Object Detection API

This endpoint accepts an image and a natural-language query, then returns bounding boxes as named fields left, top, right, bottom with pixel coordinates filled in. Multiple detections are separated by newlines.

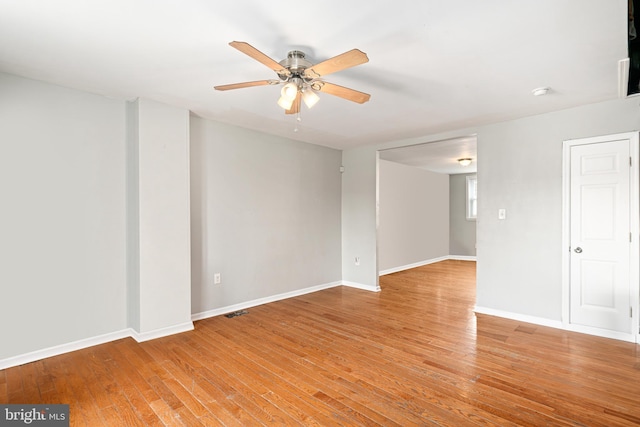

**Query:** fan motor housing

left=279, top=50, right=312, bottom=77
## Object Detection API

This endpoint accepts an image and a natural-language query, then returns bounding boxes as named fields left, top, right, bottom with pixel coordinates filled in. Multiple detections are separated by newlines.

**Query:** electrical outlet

left=214, top=273, right=221, bottom=285
left=355, top=257, right=360, bottom=266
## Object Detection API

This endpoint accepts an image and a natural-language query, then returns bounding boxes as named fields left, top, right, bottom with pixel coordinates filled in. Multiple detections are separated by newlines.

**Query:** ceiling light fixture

left=277, top=80, right=299, bottom=109
left=215, top=42, right=371, bottom=118
left=275, top=66, right=322, bottom=112
left=281, top=80, right=299, bottom=100
left=458, top=158, right=472, bottom=166
left=302, top=89, right=320, bottom=109
left=277, top=94, right=295, bottom=110
left=532, top=87, right=550, bottom=96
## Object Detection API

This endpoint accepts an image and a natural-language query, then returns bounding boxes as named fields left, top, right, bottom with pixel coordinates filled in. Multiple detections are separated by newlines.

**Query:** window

left=466, top=175, right=477, bottom=220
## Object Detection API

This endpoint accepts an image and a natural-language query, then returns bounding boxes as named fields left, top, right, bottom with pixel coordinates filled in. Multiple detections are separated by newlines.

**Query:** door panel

left=580, top=260, right=615, bottom=308
left=580, top=186, right=615, bottom=240
left=569, top=139, right=630, bottom=333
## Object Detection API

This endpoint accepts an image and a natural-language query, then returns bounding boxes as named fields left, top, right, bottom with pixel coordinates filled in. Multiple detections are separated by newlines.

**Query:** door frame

left=562, top=131, right=640, bottom=343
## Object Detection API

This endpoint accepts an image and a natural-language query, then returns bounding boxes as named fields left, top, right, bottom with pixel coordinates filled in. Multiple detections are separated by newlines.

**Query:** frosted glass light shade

left=281, top=82, right=298, bottom=100
left=277, top=95, right=294, bottom=110
left=302, top=90, right=320, bottom=108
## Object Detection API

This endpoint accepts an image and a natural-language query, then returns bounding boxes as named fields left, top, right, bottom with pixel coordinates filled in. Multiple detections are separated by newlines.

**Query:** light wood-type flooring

left=2, top=260, right=640, bottom=426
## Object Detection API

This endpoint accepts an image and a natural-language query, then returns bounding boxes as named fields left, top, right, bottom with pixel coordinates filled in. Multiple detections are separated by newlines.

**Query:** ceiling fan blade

left=229, top=41, right=290, bottom=76
left=303, top=49, right=369, bottom=79
left=214, top=80, right=279, bottom=91
left=317, top=82, right=370, bottom=104
left=285, top=92, right=302, bottom=115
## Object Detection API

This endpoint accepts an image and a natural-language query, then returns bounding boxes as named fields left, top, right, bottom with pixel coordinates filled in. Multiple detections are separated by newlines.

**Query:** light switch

left=498, top=209, right=506, bottom=220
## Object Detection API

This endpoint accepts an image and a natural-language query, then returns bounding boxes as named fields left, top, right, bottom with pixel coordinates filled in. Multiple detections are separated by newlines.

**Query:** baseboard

left=561, top=322, right=636, bottom=343
left=379, top=255, right=476, bottom=276
left=0, top=329, right=131, bottom=371
left=474, top=306, right=638, bottom=343
left=0, top=321, right=196, bottom=370
left=448, top=255, right=477, bottom=262
left=130, top=321, right=194, bottom=343
left=379, top=256, right=449, bottom=276
left=473, top=306, right=564, bottom=330
left=0, top=276, right=395, bottom=370
left=342, top=281, right=381, bottom=292
left=192, top=281, right=343, bottom=322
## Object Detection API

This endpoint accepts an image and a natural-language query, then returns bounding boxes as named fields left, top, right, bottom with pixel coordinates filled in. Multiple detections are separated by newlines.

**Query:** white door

left=569, top=137, right=633, bottom=335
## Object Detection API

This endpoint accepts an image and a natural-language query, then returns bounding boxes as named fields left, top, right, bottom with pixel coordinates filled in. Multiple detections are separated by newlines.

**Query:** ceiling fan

left=214, top=41, right=371, bottom=114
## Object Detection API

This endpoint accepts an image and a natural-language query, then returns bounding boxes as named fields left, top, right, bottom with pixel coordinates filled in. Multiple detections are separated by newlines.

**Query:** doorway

left=562, top=132, right=640, bottom=343
left=377, top=135, right=477, bottom=275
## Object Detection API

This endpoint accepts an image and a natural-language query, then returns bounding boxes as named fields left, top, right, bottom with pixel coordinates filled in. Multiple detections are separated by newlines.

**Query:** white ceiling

left=0, top=1, right=628, bottom=151
left=380, top=136, right=477, bottom=175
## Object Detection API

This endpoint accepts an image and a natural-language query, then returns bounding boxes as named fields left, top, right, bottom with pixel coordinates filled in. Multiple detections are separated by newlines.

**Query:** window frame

left=466, top=174, right=477, bottom=221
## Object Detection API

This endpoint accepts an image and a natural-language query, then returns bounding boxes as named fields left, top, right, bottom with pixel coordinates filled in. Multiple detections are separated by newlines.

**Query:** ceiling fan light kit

left=302, top=89, right=320, bottom=108
left=281, top=79, right=300, bottom=99
left=214, top=41, right=371, bottom=116
left=277, top=94, right=295, bottom=110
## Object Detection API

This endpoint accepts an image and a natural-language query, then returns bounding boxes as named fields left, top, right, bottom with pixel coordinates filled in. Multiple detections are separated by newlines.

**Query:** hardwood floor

left=2, top=260, right=640, bottom=426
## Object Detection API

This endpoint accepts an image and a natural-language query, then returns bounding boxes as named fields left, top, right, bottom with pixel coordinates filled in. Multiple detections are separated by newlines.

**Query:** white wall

left=0, top=72, right=127, bottom=359
left=378, top=160, right=449, bottom=272
left=4, top=68, right=637, bottom=363
left=342, top=147, right=379, bottom=289
left=126, top=101, right=140, bottom=332
left=476, top=97, right=640, bottom=320
left=341, top=96, right=640, bottom=323
left=190, top=117, right=342, bottom=315
left=129, top=99, right=192, bottom=336
left=449, top=173, right=477, bottom=257
left=1, top=71, right=341, bottom=364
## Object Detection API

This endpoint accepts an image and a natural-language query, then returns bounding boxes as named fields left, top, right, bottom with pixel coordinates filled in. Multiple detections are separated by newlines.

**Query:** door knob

left=574, top=247, right=582, bottom=253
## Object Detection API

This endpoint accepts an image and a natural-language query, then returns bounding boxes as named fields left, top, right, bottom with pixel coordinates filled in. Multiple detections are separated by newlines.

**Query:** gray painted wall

left=190, top=117, right=342, bottom=314
left=126, top=101, right=140, bottom=332
left=0, top=72, right=128, bottom=359
left=476, top=98, right=640, bottom=320
left=132, top=99, right=192, bottom=334
left=341, top=96, right=640, bottom=322
left=4, top=67, right=639, bottom=362
left=378, top=160, right=449, bottom=272
left=0, top=71, right=342, bottom=363
left=342, top=147, right=378, bottom=288
left=449, top=173, right=477, bottom=256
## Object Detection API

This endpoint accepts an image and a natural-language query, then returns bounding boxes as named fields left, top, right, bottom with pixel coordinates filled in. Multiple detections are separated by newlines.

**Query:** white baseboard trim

left=192, top=281, right=343, bottom=322
left=474, top=306, right=637, bottom=343
left=130, top=321, right=194, bottom=343
left=0, top=329, right=131, bottom=371
left=379, top=255, right=476, bottom=276
left=342, top=281, right=381, bottom=292
left=473, top=306, right=564, bottom=330
left=561, top=322, right=636, bottom=343
left=448, top=255, right=477, bottom=262
left=379, top=256, right=449, bottom=276
left=0, top=321, right=197, bottom=370
left=0, top=277, right=387, bottom=370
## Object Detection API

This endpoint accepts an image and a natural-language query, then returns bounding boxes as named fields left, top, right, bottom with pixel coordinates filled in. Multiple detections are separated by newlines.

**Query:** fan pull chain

left=294, top=110, right=301, bottom=132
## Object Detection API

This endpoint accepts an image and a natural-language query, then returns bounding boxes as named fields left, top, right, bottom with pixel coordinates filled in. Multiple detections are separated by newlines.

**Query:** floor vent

left=225, top=310, right=249, bottom=318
